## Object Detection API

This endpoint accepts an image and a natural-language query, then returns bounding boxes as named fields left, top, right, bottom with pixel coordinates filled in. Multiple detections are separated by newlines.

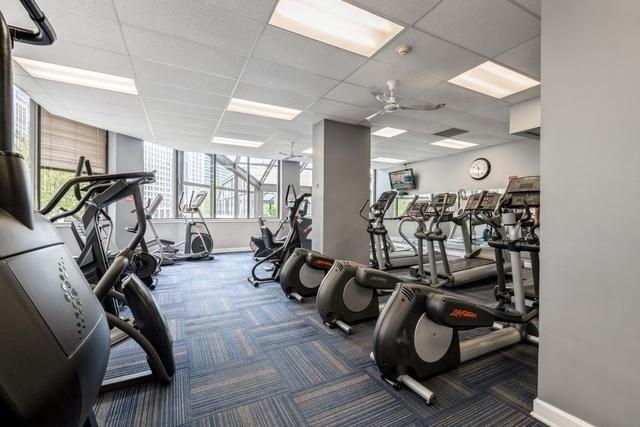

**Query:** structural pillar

left=311, top=119, right=370, bottom=263
left=280, top=160, right=300, bottom=221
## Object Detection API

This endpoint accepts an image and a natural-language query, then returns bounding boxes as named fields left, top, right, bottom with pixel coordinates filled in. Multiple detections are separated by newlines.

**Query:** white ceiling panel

left=233, top=82, right=317, bottom=110
left=512, top=0, right=541, bottom=17
left=309, top=99, right=377, bottom=123
left=346, top=0, right=441, bottom=26
left=37, top=0, right=120, bottom=21
left=28, top=92, right=68, bottom=116
left=495, top=36, right=540, bottom=80
left=501, top=85, right=540, bottom=104
left=215, top=129, right=274, bottom=143
left=153, top=123, right=213, bottom=137
left=461, top=132, right=517, bottom=146
left=132, top=59, right=237, bottom=96
left=324, top=83, right=383, bottom=109
left=416, top=82, right=495, bottom=112
left=221, top=110, right=299, bottom=129
left=196, top=0, right=277, bottom=22
left=370, top=114, right=448, bottom=135
left=416, top=0, right=540, bottom=57
left=242, top=57, right=339, bottom=97
left=144, top=98, right=223, bottom=120
left=37, top=79, right=142, bottom=107
left=113, top=0, right=262, bottom=56
left=440, top=112, right=510, bottom=137
left=374, top=28, right=485, bottom=81
left=217, top=121, right=278, bottom=138
left=13, top=72, right=48, bottom=94
left=467, top=100, right=511, bottom=122
left=14, top=41, right=134, bottom=77
left=346, top=60, right=440, bottom=99
left=148, top=111, right=220, bottom=129
left=122, top=26, right=247, bottom=79
left=253, top=27, right=367, bottom=80
left=141, top=83, right=229, bottom=109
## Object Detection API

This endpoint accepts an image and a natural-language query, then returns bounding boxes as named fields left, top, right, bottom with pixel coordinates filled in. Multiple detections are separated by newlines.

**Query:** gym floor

left=95, top=253, right=541, bottom=427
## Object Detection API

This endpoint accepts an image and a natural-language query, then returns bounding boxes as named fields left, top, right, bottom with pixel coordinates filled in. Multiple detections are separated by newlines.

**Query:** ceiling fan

left=366, top=79, right=445, bottom=121
left=278, top=142, right=304, bottom=160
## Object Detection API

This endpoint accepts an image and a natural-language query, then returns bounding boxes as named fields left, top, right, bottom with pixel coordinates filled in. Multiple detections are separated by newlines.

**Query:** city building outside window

left=143, top=141, right=174, bottom=218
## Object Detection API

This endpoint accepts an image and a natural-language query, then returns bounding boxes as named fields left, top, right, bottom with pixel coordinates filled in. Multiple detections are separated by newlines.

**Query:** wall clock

left=469, top=158, right=491, bottom=180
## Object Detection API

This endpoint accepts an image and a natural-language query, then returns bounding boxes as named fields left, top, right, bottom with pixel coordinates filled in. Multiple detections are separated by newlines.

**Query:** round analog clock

left=469, top=158, right=491, bottom=180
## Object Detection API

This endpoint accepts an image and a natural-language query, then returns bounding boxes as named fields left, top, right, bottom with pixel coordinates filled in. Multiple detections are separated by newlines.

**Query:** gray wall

left=108, top=132, right=144, bottom=248
left=377, top=139, right=539, bottom=199
left=536, top=1, right=640, bottom=425
left=312, top=119, right=370, bottom=263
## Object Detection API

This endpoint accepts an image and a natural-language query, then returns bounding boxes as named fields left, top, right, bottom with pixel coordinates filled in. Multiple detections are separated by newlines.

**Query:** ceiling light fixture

left=227, top=97, right=301, bottom=120
left=372, top=127, right=407, bottom=138
left=448, top=61, right=539, bottom=99
left=373, top=157, right=406, bottom=164
left=211, top=136, right=263, bottom=147
left=430, top=138, right=478, bottom=149
left=14, top=57, right=138, bottom=95
left=302, top=148, right=313, bottom=154
left=269, top=0, right=404, bottom=57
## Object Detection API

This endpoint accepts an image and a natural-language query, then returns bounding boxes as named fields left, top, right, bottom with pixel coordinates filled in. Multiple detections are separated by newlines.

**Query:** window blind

left=40, top=109, right=107, bottom=172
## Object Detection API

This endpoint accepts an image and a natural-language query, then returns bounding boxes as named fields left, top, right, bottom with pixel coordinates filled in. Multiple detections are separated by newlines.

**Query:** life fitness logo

left=449, top=308, right=478, bottom=319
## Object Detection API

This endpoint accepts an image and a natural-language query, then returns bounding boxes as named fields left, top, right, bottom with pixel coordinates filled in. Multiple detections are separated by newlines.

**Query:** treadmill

left=410, top=191, right=510, bottom=287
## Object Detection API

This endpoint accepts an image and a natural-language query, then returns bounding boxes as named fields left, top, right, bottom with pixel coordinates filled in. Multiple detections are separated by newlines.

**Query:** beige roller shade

left=40, top=109, right=107, bottom=173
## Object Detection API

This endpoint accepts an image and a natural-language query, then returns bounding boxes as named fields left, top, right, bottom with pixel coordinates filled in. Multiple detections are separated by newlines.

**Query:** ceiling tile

left=217, top=120, right=277, bottom=138
left=416, top=0, right=540, bottom=57
left=370, top=114, right=448, bottom=135
left=13, top=72, right=47, bottom=94
left=122, top=26, right=246, bottom=79
left=144, top=98, right=223, bottom=119
left=346, top=60, right=440, bottom=99
left=153, top=123, right=213, bottom=137
left=346, top=0, right=441, bottom=25
left=324, top=82, right=382, bottom=109
left=34, top=0, right=119, bottom=20
left=14, top=41, right=134, bottom=77
left=141, top=83, right=229, bottom=109
left=113, top=0, right=263, bottom=56
left=196, top=0, right=277, bottom=22
left=148, top=110, right=220, bottom=128
left=253, top=26, right=367, bottom=80
left=416, top=82, right=495, bottom=112
left=512, top=0, right=541, bottom=17
left=233, top=82, right=317, bottom=110
left=132, top=59, right=237, bottom=96
left=501, top=85, right=540, bottom=104
left=495, top=36, right=540, bottom=80
left=374, top=28, right=484, bottom=81
left=309, top=99, right=377, bottom=122
left=214, top=129, right=274, bottom=143
left=222, top=110, right=295, bottom=129
left=41, top=6, right=127, bottom=53
left=37, top=79, right=141, bottom=107
left=440, top=112, right=510, bottom=137
left=242, top=57, right=339, bottom=97
left=467, top=100, right=511, bottom=122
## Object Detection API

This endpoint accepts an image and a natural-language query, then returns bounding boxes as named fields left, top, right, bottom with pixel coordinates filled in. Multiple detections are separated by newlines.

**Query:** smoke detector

left=395, top=44, right=412, bottom=56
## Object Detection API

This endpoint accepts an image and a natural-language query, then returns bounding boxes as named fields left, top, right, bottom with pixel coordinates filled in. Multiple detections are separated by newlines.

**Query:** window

left=39, top=108, right=107, bottom=211
left=181, top=151, right=212, bottom=217
left=143, top=141, right=174, bottom=218
left=249, top=158, right=279, bottom=218
left=214, top=155, right=249, bottom=218
left=13, top=86, right=31, bottom=173
left=300, top=162, right=312, bottom=194
left=396, top=195, right=414, bottom=216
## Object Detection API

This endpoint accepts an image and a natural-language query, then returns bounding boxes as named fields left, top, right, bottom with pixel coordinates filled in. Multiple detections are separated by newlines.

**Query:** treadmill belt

left=409, top=256, right=494, bottom=278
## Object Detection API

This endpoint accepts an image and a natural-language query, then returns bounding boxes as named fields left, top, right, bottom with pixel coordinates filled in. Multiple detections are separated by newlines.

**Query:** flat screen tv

left=389, top=169, right=415, bottom=191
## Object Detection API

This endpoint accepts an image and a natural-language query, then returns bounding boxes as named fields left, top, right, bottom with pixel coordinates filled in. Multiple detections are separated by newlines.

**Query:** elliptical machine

left=371, top=177, right=540, bottom=404
left=163, top=190, right=214, bottom=263
left=247, top=185, right=311, bottom=287
left=250, top=215, right=286, bottom=260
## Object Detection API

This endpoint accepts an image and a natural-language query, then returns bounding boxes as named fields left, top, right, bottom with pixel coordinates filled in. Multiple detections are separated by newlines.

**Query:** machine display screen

left=389, top=169, right=415, bottom=191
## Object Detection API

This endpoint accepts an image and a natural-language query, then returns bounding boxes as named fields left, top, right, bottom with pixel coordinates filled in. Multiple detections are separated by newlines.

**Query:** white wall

left=377, top=139, right=540, bottom=198
left=534, top=1, right=640, bottom=426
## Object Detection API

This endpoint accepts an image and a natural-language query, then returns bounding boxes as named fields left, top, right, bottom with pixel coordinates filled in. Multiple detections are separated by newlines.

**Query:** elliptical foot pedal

left=289, top=292, right=304, bottom=303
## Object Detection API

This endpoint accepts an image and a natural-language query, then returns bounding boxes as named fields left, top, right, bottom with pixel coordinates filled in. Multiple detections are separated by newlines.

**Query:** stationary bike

left=372, top=177, right=540, bottom=404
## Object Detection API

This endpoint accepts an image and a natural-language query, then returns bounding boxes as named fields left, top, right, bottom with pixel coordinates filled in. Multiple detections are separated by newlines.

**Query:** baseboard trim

left=531, top=398, right=595, bottom=427
left=212, top=247, right=251, bottom=254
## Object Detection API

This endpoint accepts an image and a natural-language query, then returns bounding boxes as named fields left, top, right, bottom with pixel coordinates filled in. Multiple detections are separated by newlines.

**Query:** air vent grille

left=433, top=127, right=469, bottom=138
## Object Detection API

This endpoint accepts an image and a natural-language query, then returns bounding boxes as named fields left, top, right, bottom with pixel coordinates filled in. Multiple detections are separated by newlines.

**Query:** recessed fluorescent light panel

left=14, top=57, right=138, bottom=95
left=302, top=148, right=313, bottom=154
left=430, top=139, right=478, bottom=149
left=227, top=98, right=301, bottom=120
left=373, top=157, right=406, bottom=164
left=372, top=127, right=407, bottom=138
left=448, top=61, right=539, bottom=99
left=269, top=0, right=404, bottom=57
left=212, top=137, right=263, bottom=147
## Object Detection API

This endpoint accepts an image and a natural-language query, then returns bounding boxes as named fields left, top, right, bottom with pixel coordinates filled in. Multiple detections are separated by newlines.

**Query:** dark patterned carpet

left=95, top=252, right=542, bottom=427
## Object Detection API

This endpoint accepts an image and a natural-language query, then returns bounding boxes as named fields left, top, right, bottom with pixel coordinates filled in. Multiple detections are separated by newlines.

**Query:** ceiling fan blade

left=399, top=103, right=446, bottom=111
left=365, top=110, right=386, bottom=121
left=368, top=86, right=390, bottom=104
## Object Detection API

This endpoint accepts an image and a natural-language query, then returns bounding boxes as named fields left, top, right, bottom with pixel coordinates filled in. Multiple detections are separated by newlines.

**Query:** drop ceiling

left=4, top=0, right=541, bottom=168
